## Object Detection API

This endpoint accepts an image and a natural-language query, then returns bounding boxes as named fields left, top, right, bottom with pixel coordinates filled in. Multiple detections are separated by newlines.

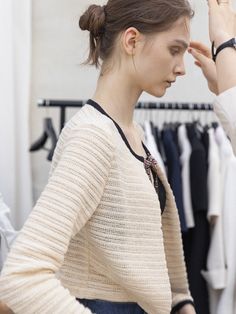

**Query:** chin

left=146, top=88, right=166, bottom=98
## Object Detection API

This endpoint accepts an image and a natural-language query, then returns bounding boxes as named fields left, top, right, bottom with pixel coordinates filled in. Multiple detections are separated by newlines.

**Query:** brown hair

left=79, top=0, right=194, bottom=68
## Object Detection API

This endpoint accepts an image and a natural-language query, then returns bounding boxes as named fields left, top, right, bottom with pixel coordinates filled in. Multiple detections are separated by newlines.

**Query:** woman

left=189, top=0, right=236, bottom=154
left=0, top=1, right=196, bottom=313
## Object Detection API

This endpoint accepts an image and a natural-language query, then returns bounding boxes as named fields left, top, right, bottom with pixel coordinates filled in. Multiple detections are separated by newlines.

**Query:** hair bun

left=79, top=5, right=106, bottom=36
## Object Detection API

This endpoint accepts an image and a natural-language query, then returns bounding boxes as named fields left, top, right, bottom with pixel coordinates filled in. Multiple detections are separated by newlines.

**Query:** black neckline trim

left=87, top=99, right=150, bottom=163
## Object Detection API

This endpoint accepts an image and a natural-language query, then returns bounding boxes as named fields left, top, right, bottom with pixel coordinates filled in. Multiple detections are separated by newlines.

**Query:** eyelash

left=170, top=48, right=181, bottom=56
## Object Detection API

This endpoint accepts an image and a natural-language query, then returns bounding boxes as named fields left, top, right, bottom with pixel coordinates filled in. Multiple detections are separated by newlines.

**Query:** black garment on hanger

left=183, top=123, right=210, bottom=314
left=162, top=128, right=187, bottom=232
left=202, top=129, right=210, bottom=172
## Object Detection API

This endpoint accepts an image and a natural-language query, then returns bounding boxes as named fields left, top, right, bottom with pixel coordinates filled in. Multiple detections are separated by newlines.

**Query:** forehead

left=164, top=17, right=190, bottom=43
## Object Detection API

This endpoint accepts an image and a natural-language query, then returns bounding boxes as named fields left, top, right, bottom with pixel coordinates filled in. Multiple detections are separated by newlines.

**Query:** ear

left=122, top=27, right=141, bottom=56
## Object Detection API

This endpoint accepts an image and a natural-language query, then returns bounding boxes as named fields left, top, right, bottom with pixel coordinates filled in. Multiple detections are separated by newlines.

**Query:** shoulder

left=67, top=104, right=115, bottom=137
left=50, top=104, right=117, bottom=172
left=50, top=110, right=116, bottom=176
left=59, top=104, right=116, bottom=150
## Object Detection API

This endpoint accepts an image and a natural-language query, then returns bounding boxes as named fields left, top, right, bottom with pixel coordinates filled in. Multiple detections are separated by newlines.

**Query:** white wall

left=31, top=0, right=216, bottom=201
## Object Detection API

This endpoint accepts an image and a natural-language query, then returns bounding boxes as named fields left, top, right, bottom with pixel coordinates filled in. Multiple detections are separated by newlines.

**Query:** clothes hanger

left=212, top=121, right=219, bottom=129
left=30, top=117, right=58, bottom=161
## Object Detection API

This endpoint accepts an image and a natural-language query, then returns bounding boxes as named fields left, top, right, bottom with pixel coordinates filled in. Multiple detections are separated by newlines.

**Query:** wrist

left=214, top=33, right=233, bottom=49
left=212, top=37, right=236, bottom=62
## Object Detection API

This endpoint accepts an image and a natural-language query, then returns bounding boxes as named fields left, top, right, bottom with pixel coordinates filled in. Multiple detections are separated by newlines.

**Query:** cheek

left=133, top=48, right=174, bottom=93
left=137, top=57, right=163, bottom=79
left=156, top=54, right=174, bottom=72
left=145, top=51, right=173, bottom=76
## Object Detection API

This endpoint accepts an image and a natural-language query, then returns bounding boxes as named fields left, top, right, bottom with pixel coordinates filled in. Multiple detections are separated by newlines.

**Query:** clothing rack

left=38, top=99, right=213, bottom=131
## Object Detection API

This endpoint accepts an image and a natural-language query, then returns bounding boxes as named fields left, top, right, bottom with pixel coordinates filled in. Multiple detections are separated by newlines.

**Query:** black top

left=86, top=99, right=166, bottom=213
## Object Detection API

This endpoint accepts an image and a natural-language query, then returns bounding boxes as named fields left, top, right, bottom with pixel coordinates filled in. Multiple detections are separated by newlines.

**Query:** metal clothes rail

left=37, top=99, right=213, bottom=131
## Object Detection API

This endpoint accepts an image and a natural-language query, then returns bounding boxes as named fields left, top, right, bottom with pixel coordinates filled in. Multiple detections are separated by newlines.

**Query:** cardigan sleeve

left=214, top=86, right=236, bottom=156
left=0, top=125, right=114, bottom=314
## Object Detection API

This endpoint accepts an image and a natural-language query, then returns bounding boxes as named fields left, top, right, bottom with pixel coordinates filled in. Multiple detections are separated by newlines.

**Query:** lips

left=165, top=80, right=176, bottom=88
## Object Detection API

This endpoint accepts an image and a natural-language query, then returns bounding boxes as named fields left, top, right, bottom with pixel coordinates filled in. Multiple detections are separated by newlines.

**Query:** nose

left=174, top=60, right=186, bottom=76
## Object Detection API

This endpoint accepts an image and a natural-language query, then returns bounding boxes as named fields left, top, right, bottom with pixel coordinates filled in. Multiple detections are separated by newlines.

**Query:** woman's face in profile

left=134, top=16, right=190, bottom=98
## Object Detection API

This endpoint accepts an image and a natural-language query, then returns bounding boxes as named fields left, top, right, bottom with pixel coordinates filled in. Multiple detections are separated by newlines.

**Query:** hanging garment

left=162, top=128, right=187, bottom=232
left=201, top=127, right=226, bottom=314
left=151, top=123, right=162, bottom=154
left=212, top=125, right=236, bottom=314
left=214, top=86, right=236, bottom=155
left=149, top=122, right=167, bottom=166
left=177, top=124, right=195, bottom=229
left=206, top=128, right=222, bottom=220
left=202, top=129, right=210, bottom=166
left=144, top=121, right=166, bottom=175
left=184, top=123, right=210, bottom=314
left=0, top=194, right=18, bottom=272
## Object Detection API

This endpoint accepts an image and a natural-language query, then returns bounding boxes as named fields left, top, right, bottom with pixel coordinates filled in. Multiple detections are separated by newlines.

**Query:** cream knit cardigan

left=0, top=104, right=193, bottom=314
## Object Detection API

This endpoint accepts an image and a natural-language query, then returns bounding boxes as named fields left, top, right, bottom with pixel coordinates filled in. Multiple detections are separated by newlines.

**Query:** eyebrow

left=171, top=40, right=189, bottom=50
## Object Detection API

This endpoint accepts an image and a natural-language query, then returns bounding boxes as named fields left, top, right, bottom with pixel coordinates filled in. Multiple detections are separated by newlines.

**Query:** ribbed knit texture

left=0, top=104, right=192, bottom=313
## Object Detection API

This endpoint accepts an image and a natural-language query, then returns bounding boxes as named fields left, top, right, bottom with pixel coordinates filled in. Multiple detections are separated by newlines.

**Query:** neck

left=92, top=66, right=142, bottom=128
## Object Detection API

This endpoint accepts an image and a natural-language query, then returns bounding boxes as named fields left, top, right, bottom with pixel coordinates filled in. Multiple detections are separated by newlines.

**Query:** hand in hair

left=188, top=41, right=218, bottom=94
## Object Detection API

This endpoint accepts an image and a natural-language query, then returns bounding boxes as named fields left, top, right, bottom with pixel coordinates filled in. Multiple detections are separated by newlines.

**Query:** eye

left=170, top=47, right=181, bottom=56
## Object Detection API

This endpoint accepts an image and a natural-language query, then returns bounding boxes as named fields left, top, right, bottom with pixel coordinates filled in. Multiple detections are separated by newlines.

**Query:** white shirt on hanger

left=207, top=128, right=222, bottom=219
left=0, top=193, right=18, bottom=272
left=177, top=124, right=195, bottom=229
left=205, top=126, right=236, bottom=314
left=201, top=127, right=226, bottom=314
left=215, top=126, right=236, bottom=314
left=144, top=120, right=166, bottom=175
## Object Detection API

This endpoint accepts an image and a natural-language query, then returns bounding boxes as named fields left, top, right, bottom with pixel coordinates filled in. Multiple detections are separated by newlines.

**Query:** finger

left=207, top=0, right=218, bottom=8
left=188, top=47, right=211, bottom=60
left=195, top=61, right=202, bottom=68
left=189, top=41, right=211, bottom=58
left=189, top=48, right=211, bottom=65
left=218, top=0, right=232, bottom=6
left=218, top=0, right=233, bottom=10
left=190, top=41, right=208, bottom=51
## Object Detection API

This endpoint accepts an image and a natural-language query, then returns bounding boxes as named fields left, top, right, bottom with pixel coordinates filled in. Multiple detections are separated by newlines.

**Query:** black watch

left=212, top=37, right=236, bottom=62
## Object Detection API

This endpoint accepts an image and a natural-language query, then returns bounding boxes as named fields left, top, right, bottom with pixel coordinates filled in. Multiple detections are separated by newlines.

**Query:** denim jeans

left=77, top=298, right=146, bottom=314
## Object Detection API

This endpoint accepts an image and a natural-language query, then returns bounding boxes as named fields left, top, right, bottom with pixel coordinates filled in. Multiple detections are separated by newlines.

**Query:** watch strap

left=212, top=38, right=236, bottom=62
